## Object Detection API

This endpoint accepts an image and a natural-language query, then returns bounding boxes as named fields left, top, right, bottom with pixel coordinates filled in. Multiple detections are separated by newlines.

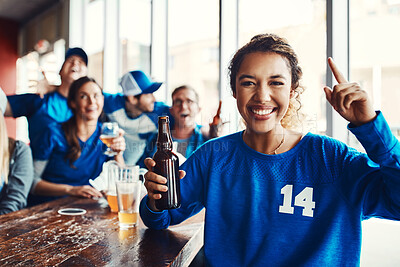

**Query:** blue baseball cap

left=120, top=70, right=162, bottom=96
left=65, top=47, right=88, bottom=65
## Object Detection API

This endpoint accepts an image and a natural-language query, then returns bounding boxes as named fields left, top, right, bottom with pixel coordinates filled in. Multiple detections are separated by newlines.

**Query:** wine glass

left=100, top=122, right=119, bottom=156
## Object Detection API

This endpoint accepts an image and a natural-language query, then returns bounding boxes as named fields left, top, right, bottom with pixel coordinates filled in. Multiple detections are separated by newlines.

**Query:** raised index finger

left=41, top=70, right=47, bottom=80
left=328, top=57, right=348, bottom=84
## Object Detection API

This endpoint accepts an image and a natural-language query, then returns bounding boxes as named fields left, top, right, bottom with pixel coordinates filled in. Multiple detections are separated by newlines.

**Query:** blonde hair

left=0, top=112, right=9, bottom=184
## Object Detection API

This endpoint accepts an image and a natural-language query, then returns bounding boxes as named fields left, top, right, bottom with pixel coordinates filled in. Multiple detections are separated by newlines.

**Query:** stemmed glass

left=100, top=122, right=119, bottom=156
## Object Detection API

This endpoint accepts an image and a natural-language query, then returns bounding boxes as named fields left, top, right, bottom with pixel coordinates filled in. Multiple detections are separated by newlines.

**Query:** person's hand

left=30, top=71, right=57, bottom=98
left=67, top=185, right=103, bottom=199
left=143, top=157, right=186, bottom=211
left=324, top=57, right=376, bottom=126
left=211, top=100, right=222, bottom=126
left=209, top=100, right=228, bottom=138
left=110, top=128, right=126, bottom=154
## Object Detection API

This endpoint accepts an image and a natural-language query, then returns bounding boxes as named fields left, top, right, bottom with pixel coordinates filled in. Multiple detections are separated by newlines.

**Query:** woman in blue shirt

left=29, top=76, right=125, bottom=205
left=140, top=34, right=400, bottom=266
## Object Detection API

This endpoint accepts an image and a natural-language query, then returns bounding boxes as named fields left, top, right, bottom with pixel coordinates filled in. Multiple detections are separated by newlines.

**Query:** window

left=85, top=0, right=105, bottom=86
left=238, top=0, right=327, bottom=134
left=168, top=0, right=220, bottom=126
left=15, top=39, right=66, bottom=143
left=350, top=0, right=400, bottom=265
left=119, top=0, right=151, bottom=76
left=350, top=0, right=400, bottom=140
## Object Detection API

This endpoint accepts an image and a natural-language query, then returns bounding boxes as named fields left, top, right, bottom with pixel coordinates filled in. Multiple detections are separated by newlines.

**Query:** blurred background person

left=104, top=70, right=171, bottom=165
left=4, top=47, right=88, bottom=155
left=138, top=85, right=222, bottom=166
left=28, top=77, right=125, bottom=206
left=0, top=88, right=33, bottom=214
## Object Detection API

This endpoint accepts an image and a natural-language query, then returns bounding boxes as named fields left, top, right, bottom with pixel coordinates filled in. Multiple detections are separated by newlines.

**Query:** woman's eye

left=271, top=81, right=284, bottom=86
left=240, top=81, right=254, bottom=86
left=80, top=94, right=88, bottom=99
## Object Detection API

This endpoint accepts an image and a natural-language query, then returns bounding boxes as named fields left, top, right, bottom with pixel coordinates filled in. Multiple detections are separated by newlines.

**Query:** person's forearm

left=114, top=153, right=125, bottom=165
left=32, top=180, right=73, bottom=196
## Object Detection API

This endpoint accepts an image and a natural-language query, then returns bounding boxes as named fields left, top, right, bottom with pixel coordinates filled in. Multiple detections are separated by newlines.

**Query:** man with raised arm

left=104, top=70, right=171, bottom=165
left=4, top=47, right=88, bottom=154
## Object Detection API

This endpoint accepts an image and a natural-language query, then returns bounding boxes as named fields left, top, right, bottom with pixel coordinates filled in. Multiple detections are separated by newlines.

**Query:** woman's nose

left=88, top=96, right=95, bottom=104
left=254, top=84, right=272, bottom=102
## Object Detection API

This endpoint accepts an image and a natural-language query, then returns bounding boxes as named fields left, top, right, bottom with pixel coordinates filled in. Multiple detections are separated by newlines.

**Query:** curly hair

left=228, top=33, right=304, bottom=129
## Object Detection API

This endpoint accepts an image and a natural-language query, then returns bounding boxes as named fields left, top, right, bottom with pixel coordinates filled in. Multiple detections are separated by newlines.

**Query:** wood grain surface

left=0, top=197, right=204, bottom=267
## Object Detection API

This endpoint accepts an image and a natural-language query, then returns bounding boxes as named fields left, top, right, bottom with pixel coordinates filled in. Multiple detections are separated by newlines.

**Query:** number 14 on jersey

left=279, top=184, right=315, bottom=217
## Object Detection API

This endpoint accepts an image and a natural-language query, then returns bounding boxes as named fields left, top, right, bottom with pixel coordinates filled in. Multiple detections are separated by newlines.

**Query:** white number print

left=279, top=185, right=315, bottom=217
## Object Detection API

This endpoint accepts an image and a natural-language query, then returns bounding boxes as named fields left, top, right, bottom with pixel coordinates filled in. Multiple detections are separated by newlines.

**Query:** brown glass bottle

left=209, top=100, right=222, bottom=139
left=153, top=116, right=181, bottom=210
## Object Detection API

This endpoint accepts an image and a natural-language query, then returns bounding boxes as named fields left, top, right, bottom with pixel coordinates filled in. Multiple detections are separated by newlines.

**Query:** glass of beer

left=100, top=122, right=119, bottom=156
left=105, top=161, right=120, bottom=213
left=116, top=165, right=141, bottom=228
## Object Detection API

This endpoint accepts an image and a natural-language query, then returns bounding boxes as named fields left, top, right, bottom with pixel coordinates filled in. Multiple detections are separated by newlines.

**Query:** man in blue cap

left=104, top=70, right=171, bottom=165
left=4, top=47, right=89, bottom=156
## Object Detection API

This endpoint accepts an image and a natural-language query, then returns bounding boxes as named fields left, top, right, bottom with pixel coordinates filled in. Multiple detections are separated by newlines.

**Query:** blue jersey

left=140, top=111, right=400, bottom=266
left=7, top=92, right=72, bottom=147
left=7, top=91, right=117, bottom=158
left=29, top=122, right=108, bottom=205
left=137, top=124, right=206, bottom=167
left=104, top=98, right=172, bottom=165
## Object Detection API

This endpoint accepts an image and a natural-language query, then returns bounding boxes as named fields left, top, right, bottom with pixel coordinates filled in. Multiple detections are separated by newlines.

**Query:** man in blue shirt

left=138, top=85, right=222, bottom=167
left=104, top=70, right=171, bottom=165
left=4, top=47, right=88, bottom=157
left=3, top=54, right=170, bottom=164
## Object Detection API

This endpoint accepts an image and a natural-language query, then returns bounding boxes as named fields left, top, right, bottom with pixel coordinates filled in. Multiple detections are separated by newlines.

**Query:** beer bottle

left=153, top=116, right=181, bottom=210
left=209, top=100, right=222, bottom=139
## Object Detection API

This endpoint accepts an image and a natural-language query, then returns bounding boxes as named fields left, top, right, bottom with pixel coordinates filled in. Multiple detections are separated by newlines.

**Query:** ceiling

left=0, top=0, right=60, bottom=23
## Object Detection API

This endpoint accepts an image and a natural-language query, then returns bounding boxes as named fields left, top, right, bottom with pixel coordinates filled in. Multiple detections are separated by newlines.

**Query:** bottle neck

left=157, top=120, right=173, bottom=150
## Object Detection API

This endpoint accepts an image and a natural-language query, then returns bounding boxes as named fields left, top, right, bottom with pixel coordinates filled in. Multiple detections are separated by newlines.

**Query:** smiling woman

left=139, top=33, right=400, bottom=266
left=234, top=52, right=295, bottom=150
left=27, top=76, right=126, bottom=206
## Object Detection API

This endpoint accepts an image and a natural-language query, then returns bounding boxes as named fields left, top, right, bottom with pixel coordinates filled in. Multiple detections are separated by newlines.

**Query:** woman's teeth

left=252, top=108, right=273, bottom=115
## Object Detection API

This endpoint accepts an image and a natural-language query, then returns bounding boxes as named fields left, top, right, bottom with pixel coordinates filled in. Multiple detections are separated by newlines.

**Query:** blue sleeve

left=340, top=111, right=400, bottom=219
left=153, top=102, right=170, bottom=114
left=145, top=102, right=173, bottom=125
left=103, top=93, right=125, bottom=114
left=31, top=125, right=58, bottom=160
left=139, top=150, right=206, bottom=229
left=7, top=94, right=44, bottom=118
left=185, top=125, right=207, bottom=157
left=137, top=133, right=158, bottom=168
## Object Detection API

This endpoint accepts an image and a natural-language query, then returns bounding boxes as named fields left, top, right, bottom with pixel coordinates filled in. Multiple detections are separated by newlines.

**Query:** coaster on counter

left=58, top=208, right=87, bottom=216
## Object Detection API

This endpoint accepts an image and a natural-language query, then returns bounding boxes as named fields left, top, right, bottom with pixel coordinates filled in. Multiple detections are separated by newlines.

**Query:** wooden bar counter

left=0, top=197, right=204, bottom=266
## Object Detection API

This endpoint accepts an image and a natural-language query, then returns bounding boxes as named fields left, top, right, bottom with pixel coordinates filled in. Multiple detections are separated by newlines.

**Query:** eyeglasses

left=172, top=99, right=197, bottom=107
